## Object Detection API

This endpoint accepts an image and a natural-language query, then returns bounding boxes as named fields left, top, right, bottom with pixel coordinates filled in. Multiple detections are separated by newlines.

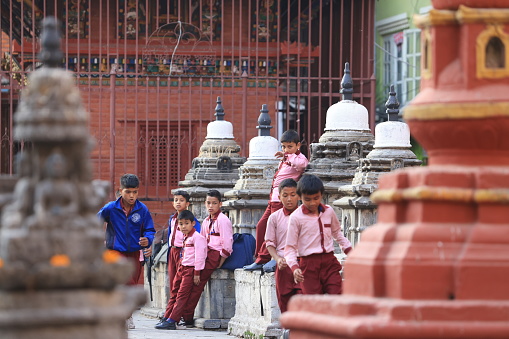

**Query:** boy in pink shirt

left=155, top=210, right=207, bottom=330
left=265, top=178, right=301, bottom=313
left=181, top=189, right=234, bottom=325
left=284, top=174, right=352, bottom=295
left=244, top=130, right=309, bottom=271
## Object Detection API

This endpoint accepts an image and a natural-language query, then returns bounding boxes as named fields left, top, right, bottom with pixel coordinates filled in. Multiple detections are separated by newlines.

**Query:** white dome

left=248, top=136, right=279, bottom=159
left=205, top=120, right=234, bottom=139
left=374, top=121, right=411, bottom=148
left=324, top=100, right=370, bottom=131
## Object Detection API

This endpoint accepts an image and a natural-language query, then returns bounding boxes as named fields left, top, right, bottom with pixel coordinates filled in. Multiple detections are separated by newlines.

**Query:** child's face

left=279, top=186, right=299, bottom=211
left=120, top=187, right=139, bottom=207
left=205, top=196, right=222, bottom=216
left=281, top=141, right=301, bottom=154
left=173, top=195, right=190, bottom=212
left=300, top=192, right=323, bottom=214
left=178, top=218, right=196, bottom=235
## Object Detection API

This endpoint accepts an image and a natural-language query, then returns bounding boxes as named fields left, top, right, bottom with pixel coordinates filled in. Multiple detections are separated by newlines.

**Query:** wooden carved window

left=138, top=123, right=194, bottom=194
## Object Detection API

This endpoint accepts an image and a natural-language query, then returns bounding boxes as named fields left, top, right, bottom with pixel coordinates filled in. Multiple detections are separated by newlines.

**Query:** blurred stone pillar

left=0, top=18, right=144, bottom=339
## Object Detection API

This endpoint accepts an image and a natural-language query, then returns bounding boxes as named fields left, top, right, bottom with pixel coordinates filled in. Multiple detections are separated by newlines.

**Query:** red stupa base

left=281, top=295, right=509, bottom=339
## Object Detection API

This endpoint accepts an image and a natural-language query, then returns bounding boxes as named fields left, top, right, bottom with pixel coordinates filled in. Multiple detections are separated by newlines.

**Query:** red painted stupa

left=280, top=1, right=509, bottom=338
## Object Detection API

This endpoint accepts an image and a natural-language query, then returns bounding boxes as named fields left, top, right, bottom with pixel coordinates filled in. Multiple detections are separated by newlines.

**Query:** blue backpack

left=221, top=233, right=256, bottom=270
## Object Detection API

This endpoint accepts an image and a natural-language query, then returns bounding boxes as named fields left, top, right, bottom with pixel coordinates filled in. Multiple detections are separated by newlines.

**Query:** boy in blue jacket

left=98, top=174, right=155, bottom=329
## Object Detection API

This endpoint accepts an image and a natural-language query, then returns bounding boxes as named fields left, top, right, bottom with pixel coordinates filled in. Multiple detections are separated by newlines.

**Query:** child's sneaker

left=176, top=318, right=187, bottom=330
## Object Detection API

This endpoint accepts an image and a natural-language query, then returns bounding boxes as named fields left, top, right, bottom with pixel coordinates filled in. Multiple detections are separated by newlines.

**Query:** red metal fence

left=0, top=0, right=374, bottom=226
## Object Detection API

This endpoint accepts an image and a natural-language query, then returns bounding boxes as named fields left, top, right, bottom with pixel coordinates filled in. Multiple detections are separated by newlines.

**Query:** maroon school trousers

left=299, top=252, right=343, bottom=295
left=163, top=265, right=195, bottom=321
left=254, top=201, right=284, bottom=264
left=182, top=248, right=221, bottom=321
left=168, top=246, right=181, bottom=294
left=275, top=265, right=301, bottom=313
left=119, top=251, right=143, bottom=286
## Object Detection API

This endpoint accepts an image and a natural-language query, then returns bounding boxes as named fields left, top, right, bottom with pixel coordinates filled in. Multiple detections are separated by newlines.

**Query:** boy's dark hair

left=173, top=190, right=191, bottom=202
left=207, top=189, right=222, bottom=201
left=296, top=174, right=324, bottom=196
left=279, top=178, right=298, bottom=190
left=280, top=130, right=301, bottom=144
left=120, top=174, right=139, bottom=189
left=178, top=210, right=195, bottom=222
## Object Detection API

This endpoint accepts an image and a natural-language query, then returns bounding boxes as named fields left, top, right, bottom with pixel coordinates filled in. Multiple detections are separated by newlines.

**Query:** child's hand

left=277, top=257, right=287, bottom=270
left=139, top=237, right=149, bottom=247
left=293, top=268, right=304, bottom=283
left=193, top=275, right=200, bottom=286
left=143, top=247, right=152, bottom=257
left=274, top=151, right=285, bottom=158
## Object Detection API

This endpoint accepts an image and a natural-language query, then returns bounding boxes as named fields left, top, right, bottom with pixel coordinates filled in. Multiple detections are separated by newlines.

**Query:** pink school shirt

left=200, top=212, right=234, bottom=258
left=270, top=151, right=309, bottom=202
left=181, top=229, right=208, bottom=276
left=265, top=207, right=294, bottom=257
left=168, top=214, right=185, bottom=247
left=284, top=204, right=352, bottom=272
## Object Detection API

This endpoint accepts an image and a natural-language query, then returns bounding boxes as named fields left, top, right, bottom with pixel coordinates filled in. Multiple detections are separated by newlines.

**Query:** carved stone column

left=334, top=86, right=421, bottom=246
left=223, top=104, right=279, bottom=235
left=306, top=63, right=374, bottom=208
left=281, top=1, right=509, bottom=338
left=0, top=18, right=144, bottom=339
left=177, top=97, right=246, bottom=222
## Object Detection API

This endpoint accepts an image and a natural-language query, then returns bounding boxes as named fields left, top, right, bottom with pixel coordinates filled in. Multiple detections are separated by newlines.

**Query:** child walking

left=244, top=130, right=308, bottom=271
left=284, top=174, right=352, bottom=295
left=98, top=173, right=155, bottom=329
left=166, top=190, right=201, bottom=294
left=155, top=210, right=207, bottom=330
left=265, top=178, right=301, bottom=313
left=181, top=189, right=233, bottom=326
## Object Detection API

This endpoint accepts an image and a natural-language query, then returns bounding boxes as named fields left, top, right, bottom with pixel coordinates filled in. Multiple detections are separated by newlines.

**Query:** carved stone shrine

left=281, top=1, right=509, bottom=338
left=0, top=17, right=145, bottom=339
left=334, top=86, right=421, bottom=246
left=306, top=62, right=374, bottom=208
left=177, top=97, right=246, bottom=222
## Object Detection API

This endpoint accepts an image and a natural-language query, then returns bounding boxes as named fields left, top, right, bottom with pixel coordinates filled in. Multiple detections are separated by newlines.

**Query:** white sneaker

left=126, top=315, right=135, bottom=330
left=176, top=318, right=187, bottom=330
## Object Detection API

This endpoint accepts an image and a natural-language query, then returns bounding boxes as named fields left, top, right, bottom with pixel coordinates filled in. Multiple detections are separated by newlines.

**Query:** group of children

left=97, top=130, right=352, bottom=332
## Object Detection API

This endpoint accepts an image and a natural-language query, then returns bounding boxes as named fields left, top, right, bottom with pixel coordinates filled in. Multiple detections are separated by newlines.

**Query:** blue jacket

left=98, top=197, right=156, bottom=253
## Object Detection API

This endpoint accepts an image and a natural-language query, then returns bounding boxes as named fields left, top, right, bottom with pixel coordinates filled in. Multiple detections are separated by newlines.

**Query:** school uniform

left=284, top=204, right=352, bottom=295
left=167, top=213, right=201, bottom=292
left=163, top=228, right=207, bottom=321
left=254, top=151, right=309, bottom=263
left=182, top=211, right=233, bottom=321
left=265, top=207, right=301, bottom=313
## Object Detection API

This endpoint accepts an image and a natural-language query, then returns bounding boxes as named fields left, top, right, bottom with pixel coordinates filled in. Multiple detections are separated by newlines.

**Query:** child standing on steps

left=155, top=210, right=207, bottom=330
left=244, top=130, right=308, bottom=271
left=166, top=190, right=201, bottom=295
left=284, top=174, right=352, bottom=295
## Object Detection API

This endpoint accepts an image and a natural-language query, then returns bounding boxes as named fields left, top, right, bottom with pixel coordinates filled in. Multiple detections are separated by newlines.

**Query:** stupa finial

left=340, top=62, right=354, bottom=101
left=256, top=104, right=272, bottom=136
left=214, top=96, right=225, bottom=121
left=385, top=85, right=400, bottom=122
left=38, top=17, right=63, bottom=68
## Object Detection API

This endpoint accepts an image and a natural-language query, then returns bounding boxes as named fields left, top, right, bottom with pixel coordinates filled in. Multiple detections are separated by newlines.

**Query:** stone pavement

left=128, top=310, right=233, bottom=339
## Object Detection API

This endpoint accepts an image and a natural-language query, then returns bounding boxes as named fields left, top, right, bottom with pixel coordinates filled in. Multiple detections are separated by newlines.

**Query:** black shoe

left=155, top=318, right=167, bottom=326
left=243, top=262, right=264, bottom=270
left=263, top=259, right=276, bottom=273
left=155, top=320, right=176, bottom=330
left=184, top=319, right=195, bottom=328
